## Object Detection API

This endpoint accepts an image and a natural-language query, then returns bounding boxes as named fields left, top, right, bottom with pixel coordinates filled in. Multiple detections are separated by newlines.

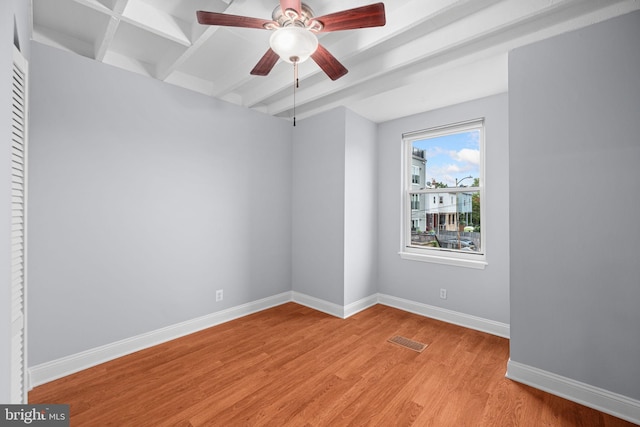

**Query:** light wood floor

left=30, top=303, right=635, bottom=426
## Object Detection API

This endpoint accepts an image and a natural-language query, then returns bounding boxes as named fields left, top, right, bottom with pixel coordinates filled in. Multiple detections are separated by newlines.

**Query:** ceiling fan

left=196, top=1, right=386, bottom=81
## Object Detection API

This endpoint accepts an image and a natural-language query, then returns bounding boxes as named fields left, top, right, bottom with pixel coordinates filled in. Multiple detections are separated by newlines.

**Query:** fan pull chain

left=293, top=60, right=299, bottom=126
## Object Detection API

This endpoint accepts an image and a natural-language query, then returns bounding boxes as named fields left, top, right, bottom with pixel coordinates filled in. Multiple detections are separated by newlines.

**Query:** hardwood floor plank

left=29, top=303, right=636, bottom=426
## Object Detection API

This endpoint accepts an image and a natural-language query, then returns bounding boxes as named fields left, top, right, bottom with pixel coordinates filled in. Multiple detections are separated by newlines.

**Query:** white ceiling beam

left=94, top=0, right=128, bottom=61
left=157, top=1, right=258, bottom=83
left=245, top=0, right=637, bottom=115
left=71, top=0, right=114, bottom=14
left=157, top=26, right=219, bottom=81
left=350, top=54, right=508, bottom=123
left=238, top=0, right=502, bottom=110
left=275, top=0, right=640, bottom=120
left=261, top=0, right=622, bottom=116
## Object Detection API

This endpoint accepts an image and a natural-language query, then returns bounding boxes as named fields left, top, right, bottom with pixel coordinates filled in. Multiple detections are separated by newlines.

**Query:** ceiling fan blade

left=196, top=11, right=276, bottom=29
left=250, top=48, right=280, bottom=76
left=314, top=3, right=386, bottom=33
left=279, top=0, right=302, bottom=16
left=311, top=44, right=348, bottom=81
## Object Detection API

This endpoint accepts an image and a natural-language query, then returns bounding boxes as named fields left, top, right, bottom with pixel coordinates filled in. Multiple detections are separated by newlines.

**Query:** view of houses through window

left=403, top=120, right=483, bottom=255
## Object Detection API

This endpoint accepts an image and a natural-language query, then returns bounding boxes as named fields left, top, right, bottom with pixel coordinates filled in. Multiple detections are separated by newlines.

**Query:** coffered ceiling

left=31, top=0, right=640, bottom=123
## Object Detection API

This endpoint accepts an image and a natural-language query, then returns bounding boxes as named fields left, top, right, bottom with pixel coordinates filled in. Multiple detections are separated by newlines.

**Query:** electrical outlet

left=440, top=288, right=447, bottom=299
left=216, top=289, right=223, bottom=302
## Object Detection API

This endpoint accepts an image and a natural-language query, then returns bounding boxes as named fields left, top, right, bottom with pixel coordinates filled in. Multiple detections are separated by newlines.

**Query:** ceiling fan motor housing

left=272, top=3, right=316, bottom=28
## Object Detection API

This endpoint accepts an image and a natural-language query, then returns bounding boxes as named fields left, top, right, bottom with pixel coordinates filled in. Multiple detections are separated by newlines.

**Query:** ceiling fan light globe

left=269, top=26, right=318, bottom=64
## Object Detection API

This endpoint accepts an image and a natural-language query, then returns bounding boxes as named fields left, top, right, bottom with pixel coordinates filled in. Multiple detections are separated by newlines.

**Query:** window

left=411, top=194, right=420, bottom=210
left=400, top=119, right=486, bottom=269
left=411, top=165, right=420, bottom=184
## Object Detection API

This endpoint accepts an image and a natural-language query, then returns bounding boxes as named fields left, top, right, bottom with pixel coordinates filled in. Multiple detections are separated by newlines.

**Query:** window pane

left=413, top=130, right=480, bottom=189
left=409, top=190, right=481, bottom=252
left=406, top=124, right=482, bottom=254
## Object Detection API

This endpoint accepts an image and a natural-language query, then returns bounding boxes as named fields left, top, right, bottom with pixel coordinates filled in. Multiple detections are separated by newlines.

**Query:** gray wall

left=509, top=11, right=640, bottom=400
left=27, top=43, right=293, bottom=366
left=1, top=0, right=31, bottom=403
left=292, top=108, right=346, bottom=305
left=292, top=107, right=378, bottom=307
left=376, top=93, right=510, bottom=324
left=344, top=109, right=378, bottom=305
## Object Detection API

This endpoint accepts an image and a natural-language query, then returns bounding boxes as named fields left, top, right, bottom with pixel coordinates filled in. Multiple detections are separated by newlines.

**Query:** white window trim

left=399, top=119, right=487, bottom=269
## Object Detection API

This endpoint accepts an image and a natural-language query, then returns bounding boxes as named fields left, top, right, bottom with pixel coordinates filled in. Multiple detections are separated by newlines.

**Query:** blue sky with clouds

left=413, top=130, right=480, bottom=187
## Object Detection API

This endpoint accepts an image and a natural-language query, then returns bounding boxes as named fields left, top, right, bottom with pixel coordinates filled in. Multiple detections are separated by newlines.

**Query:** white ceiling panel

left=109, top=20, right=186, bottom=68
left=33, top=0, right=111, bottom=55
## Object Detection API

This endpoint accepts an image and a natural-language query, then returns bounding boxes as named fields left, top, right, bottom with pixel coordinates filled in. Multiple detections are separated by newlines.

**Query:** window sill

left=399, top=250, right=487, bottom=269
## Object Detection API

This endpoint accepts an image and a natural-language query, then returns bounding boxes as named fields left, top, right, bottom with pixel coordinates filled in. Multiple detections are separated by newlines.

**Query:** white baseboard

left=344, top=294, right=379, bottom=318
left=292, top=291, right=509, bottom=338
left=377, top=293, right=510, bottom=338
left=506, top=359, right=640, bottom=425
left=291, top=291, right=345, bottom=318
left=291, top=292, right=379, bottom=319
left=28, top=292, right=292, bottom=389
left=29, top=291, right=508, bottom=389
